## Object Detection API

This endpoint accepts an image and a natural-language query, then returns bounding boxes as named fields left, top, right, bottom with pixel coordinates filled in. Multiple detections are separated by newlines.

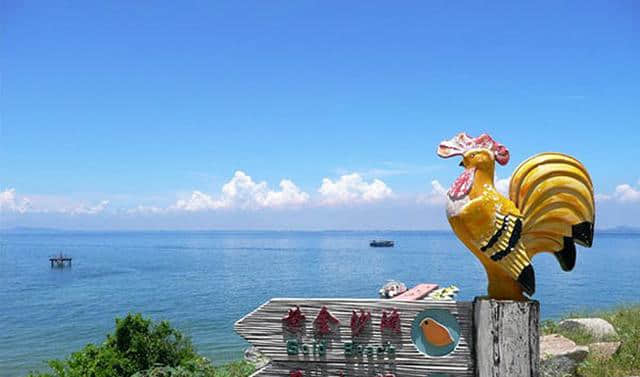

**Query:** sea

left=1, top=230, right=639, bottom=377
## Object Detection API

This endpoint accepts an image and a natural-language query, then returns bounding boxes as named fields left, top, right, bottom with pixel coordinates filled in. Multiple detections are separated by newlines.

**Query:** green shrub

left=211, top=361, right=255, bottom=377
left=27, top=313, right=206, bottom=377
left=132, top=360, right=254, bottom=377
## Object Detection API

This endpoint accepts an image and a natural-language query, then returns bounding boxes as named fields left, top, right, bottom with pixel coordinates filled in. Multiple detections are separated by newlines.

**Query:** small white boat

left=378, top=280, right=407, bottom=298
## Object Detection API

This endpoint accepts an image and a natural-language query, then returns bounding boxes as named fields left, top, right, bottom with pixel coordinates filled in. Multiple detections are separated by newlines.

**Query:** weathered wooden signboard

left=235, top=299, right=477, bottom=377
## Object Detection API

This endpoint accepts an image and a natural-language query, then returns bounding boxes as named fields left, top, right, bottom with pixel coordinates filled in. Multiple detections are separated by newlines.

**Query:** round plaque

left=410, top=308, right=460, bottom=357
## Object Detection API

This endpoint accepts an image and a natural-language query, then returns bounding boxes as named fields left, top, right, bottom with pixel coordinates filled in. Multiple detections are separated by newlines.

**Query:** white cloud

left=495, top=176, right=511, bottom=196
left=417, top=180, right=447, bottom=206
left=66, top=200, right=110, bottom=215
left=594, top=193, right=612, bottom=202
left=595, top=181, right=640, bottom=203
left=263, top=179, right=310, bottom=207
left=174, top=190, right=222, bottom=211
left=317, top=173, right=392, bottom=205
left=173, top=171, right=309, bottom=211
left=613, top=184, right=640, bottom=203
left=1, top=187, right=110, bottom=215
left=126, top=205, right=166, bottom=215
left=0, top=188, right=32, bottom=213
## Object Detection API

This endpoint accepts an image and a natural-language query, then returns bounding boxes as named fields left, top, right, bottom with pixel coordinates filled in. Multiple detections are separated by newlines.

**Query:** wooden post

left=473, top=298, right=540, bottom=377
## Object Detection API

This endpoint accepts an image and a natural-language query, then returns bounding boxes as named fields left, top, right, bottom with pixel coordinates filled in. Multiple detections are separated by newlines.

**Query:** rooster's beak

left=459, top=160, right=465, bottom=168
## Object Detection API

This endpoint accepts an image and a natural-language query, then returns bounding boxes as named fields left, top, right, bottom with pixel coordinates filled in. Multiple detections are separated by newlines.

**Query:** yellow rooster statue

left=437, top=133, right=595, bottom=300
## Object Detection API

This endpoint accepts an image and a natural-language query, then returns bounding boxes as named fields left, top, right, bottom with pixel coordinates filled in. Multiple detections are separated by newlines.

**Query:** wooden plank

left=253, top=361, right=474, bottom=377
left=236, top=299, right=474, bottom=377
left=473, top=298, right=540, bottom=377
left=391, top=284, right=439, bottom=301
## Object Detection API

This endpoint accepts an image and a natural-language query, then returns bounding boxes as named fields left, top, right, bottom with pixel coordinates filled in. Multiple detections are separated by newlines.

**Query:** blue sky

left=1, top=1, right=639, bottom=230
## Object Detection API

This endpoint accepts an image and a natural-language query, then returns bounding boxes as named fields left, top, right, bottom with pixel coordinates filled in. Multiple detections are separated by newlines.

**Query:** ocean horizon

left=1, top=230, right=639, bottom=377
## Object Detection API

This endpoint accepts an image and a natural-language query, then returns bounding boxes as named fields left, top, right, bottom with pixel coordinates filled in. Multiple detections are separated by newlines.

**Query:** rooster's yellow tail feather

left=509, top=153, right=595, bottom=271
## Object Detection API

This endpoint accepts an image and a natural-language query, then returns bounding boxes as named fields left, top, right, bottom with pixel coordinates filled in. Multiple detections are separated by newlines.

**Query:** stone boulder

left=244, top=346, right=270, bottom=369
left=589, top=341, right=621, bottom=360
left=540, top=334, right=589, bottom=377
left=557, top=318, right=618, bottom=340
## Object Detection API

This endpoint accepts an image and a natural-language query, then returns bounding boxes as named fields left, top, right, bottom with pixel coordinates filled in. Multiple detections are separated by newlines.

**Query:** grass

left=213, top=361, right=256, bottom=377
left=541, top=305, right=640, bottom=377
left=132, top=361, right=256, bottom=377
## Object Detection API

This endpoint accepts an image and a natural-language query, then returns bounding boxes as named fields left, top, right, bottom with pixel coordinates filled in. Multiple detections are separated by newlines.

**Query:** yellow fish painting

left=420, top=317, right=454, bottom=347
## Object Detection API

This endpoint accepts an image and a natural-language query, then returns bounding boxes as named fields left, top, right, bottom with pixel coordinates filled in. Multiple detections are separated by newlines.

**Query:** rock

left=589, top=341, right=621, bottom=360
left=541, top=334, right=590, bottom=362
left=540, top=334, right=589, bottom=377
left=557, top=318, right=618, bottom=340
left=244, top=346, right=270, bottom=369
left=540, top=356, right=583, bottom=377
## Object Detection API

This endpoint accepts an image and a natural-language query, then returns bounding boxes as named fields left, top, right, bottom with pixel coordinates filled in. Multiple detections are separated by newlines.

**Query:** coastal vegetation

left=541, top=305, right=640, bottom=377
left=26, top=313, right=255, bottom=377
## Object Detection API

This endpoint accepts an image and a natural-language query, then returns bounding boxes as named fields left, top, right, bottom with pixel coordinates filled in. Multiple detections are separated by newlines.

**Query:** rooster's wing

left=478, top=210, right=535, bottom=296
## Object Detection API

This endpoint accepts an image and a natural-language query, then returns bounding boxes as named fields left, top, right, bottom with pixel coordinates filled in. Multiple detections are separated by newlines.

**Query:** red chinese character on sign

left=350, top=309, right=371, bottom=336
left=283, top=306, right=306, bottom=332
left=380, top=309, right=401, bottom=334
left=290, top=369, right=303, bottom=377
left=313, top=306, right=340, bottom=335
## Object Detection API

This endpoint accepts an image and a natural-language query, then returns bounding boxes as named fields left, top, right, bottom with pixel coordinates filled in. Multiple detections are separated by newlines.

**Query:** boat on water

left=370, top=240, right=394, bottom=247
left=379, top=282, right=458, bottom=301
left=378, top=280, right=407, bottom=298
left=49, top=252, right=72, bottom=268
left=424, top=285, right=460, bottom=301
left=392, top=283, right=439, bottom=301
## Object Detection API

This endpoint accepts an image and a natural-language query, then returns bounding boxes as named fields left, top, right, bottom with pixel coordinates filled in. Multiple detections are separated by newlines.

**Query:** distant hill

left=1, top=226, right=64, bottom=233
left=598, top=226, right=640, bottom=234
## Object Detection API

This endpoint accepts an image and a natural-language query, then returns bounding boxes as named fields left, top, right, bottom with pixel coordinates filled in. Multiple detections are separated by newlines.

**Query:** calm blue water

left=1, top=231, right=639, bottom=376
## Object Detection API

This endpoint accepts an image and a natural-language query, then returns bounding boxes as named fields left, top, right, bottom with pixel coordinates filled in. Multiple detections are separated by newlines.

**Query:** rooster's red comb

left=437, top=132, right=510, bottom=165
